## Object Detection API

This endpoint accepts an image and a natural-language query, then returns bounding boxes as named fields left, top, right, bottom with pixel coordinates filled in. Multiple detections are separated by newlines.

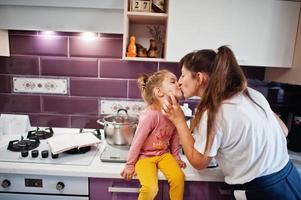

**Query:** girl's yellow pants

left=135, top=153, right=185, bottom=200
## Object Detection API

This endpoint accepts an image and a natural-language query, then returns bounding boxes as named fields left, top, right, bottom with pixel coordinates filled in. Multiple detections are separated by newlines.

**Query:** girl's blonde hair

left=137, top=69, right=170, bottom=105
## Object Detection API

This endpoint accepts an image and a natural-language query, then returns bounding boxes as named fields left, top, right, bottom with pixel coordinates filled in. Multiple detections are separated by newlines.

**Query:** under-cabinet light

left=81, top=32, right=97, bottom=41
left=40, top=31, right=56, bottom=36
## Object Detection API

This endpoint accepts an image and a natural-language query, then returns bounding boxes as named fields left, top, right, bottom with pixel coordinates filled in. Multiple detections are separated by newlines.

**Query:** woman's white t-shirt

left=193, top=87, right=289, bottom=184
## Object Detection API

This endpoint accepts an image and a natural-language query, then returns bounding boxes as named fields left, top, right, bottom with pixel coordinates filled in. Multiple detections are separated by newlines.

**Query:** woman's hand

left=120, top=167, right=136, bottom=181
left=161, top=94, right=186, bottom=125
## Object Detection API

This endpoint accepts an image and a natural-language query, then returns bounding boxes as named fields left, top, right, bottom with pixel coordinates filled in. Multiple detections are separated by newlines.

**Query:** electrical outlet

left=100, top=99, right=146, bottom=116
left=13, top=77, right=68, bottom=94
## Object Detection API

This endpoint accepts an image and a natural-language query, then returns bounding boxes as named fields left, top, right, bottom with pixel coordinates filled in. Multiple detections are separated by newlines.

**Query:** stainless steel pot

left=97, top=109, right=138, bottom=146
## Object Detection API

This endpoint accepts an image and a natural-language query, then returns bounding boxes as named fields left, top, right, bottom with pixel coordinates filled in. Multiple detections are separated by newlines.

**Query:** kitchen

left=1, top=0, right=301, bottom=199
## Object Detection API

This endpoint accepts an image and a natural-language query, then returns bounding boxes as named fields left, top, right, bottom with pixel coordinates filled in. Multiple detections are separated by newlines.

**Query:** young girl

left=121, top=69, right=186, bottom=200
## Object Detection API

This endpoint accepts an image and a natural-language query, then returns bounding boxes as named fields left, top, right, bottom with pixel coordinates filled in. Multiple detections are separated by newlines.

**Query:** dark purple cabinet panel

left=42, top=96, right=98, bottom=115
left=90, top=178, right=114, bottom=200
left=158, top=62, right=181, bottom=79
left=90, top=178, right=163, bottom=200
left=0, top=75, right=11, bottom=93
left=9, top=30, right=38, bottom=35
left=70, top=78, right=127, bottom=97
left=29, top=114, right=70, bottom=128
left=71, top=115, right=101, bottom=129
left=100, top=59, right=157, bottom=79
left=0, top=56, right=39, bottom=75
left=38, top=31, right=82, bottom=37
left=99, top=33, right=123, bottom=38
left=242, top=66, right=265, bottom=80
left=128, top=80, right=141, bottom=99
left=0, top=94, right=41, bottom=113
left=41, top=57, right=98, bottom=77
left=162, top=181, right=233, bottom=200
left=69, top=37, right=122, bottom=58
left=9, top=35, right=68, bottom=56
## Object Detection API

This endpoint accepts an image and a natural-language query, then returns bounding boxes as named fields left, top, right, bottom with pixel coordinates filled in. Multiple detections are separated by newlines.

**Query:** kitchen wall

left=265, top=9, right=301, bottom=85
left=0, top=30, right=265, bottom=128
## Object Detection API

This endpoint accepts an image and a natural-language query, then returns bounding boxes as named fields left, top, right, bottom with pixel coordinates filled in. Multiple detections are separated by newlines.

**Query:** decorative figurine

left=147, top=25, right=164, bottom=58
left=147, top=39, right=158, bottom=58
left=136, top=43, right=147, bottom=57
left=126, top=36, right=137, bottom=57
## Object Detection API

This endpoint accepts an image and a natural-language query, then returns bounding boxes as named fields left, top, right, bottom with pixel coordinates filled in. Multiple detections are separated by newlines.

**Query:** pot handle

left=117, top=108, right=128, bottom=117
left=97, top=119, right=104, bottom=126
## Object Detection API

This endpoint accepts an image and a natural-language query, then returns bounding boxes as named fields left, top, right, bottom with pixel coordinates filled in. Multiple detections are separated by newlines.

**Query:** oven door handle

left=108, top=186, right=139, bottom=193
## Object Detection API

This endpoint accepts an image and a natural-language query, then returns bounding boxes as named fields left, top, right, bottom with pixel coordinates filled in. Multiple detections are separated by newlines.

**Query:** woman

left=162, top=46, right=301, bottom=199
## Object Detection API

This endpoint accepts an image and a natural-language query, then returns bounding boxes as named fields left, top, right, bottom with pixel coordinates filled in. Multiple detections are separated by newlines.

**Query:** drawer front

left=90, top=178, right=163, bottom=200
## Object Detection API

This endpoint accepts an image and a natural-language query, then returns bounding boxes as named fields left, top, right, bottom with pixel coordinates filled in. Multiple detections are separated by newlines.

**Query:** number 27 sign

left=131, top=0, right=151, bottom=12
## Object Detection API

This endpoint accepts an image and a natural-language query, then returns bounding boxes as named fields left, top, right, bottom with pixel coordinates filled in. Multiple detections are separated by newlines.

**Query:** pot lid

left=104, top=109, right=138, bottom=125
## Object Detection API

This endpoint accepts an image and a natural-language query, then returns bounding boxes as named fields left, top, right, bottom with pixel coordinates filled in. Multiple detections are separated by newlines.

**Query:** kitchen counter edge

left=0, top=146, right=300, bottom=183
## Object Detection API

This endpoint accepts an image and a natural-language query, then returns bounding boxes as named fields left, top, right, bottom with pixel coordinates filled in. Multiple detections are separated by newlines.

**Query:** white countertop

left=0, top=128, right=300, bottom=182
left=0, top=141, right=225, bottom=182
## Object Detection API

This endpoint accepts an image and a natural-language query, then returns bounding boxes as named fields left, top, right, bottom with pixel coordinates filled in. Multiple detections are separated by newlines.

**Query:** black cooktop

left=7, top=137, right=40, bottom=152
left=27, top=127, right=54, bottom=140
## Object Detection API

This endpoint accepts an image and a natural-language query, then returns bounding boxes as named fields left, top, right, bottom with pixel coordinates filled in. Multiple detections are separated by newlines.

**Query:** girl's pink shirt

left=125, top=108, right=181, bottom=170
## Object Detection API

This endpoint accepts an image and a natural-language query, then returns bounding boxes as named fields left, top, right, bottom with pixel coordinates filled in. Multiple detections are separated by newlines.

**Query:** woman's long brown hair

left=180, top=46, right=262, bottom=154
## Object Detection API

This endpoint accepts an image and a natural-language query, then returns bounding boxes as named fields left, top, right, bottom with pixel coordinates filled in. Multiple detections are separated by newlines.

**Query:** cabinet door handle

left=108, top=187, right=139, bottom=193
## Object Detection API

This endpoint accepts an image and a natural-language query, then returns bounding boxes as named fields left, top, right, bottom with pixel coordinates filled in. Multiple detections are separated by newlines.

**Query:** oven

left=0, top=127, right=101, bottom=200
left=0, top=174, right=89, bottom=200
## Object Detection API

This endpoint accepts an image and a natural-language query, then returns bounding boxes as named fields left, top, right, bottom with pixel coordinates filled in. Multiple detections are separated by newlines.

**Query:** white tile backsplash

left=13, top=77, right=68, bottom=94
left=100, top=99, right=146, bottom=116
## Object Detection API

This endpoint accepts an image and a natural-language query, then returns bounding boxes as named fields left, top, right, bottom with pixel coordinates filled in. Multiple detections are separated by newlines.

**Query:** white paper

left=0, top=114, right=31, bottom=136
left=47, top=132, right=101, bottom=154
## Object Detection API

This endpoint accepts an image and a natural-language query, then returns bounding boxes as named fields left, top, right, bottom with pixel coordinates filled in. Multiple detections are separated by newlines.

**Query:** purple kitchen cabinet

left=89, top=178, right=163, bottom=200
left=162, top=181, right=234, bottom=200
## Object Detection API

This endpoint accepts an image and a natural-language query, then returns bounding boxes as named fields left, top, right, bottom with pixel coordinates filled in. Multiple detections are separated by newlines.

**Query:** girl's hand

left=120, top=167, right=136, bottom=181
left=162, top=94, right=186, bottom=125
left=177, top=159, right=187, bottom=169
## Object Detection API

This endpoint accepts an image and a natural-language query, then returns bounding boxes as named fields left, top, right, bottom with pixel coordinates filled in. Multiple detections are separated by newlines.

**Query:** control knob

left=51, top=153, right=59, bottom=159
left=41, top=150, right=49, bottom=158
left=21, top=151, right=28, bottom=157
left=56, top=182, right=65, bottom=191
left=1, top=179, right=11, bottom=188
left=31, top=150, right=39, bottom=158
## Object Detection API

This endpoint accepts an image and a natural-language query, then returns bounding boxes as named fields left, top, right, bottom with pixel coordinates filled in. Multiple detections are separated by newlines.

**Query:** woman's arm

left=273, top=112, right=288, bottom=137
left=162, top=95, right=212, bottom=170
left=170, top=130, right=187, bottom=168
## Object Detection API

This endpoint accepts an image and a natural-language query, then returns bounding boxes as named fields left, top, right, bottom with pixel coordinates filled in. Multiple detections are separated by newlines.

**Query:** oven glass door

left=0, top=193, right=89, bottom=200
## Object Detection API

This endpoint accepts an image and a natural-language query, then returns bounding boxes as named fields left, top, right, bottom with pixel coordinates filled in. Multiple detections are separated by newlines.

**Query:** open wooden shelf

left=127, top=12, right=168, bottom=24
left=122, top=0, right=169, bottom=61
